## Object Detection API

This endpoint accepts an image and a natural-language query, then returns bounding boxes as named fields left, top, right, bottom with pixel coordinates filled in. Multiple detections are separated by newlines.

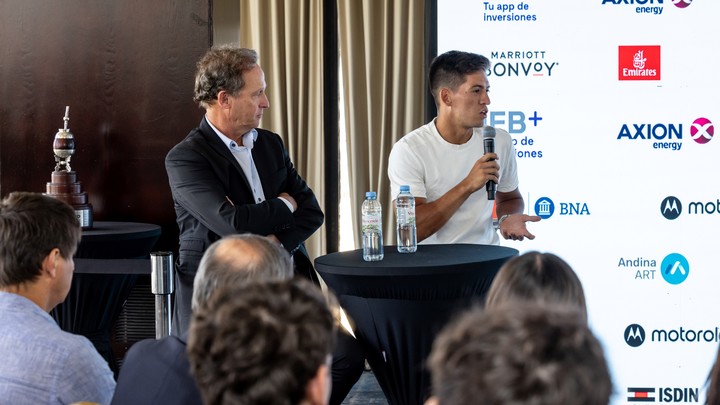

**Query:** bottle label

left=362, top=214, right=382, bottom=232
left=397, top=208, right=415, bottom=225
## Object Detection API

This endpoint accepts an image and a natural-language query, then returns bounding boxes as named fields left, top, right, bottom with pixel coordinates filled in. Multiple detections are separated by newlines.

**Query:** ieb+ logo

left=625, top=324, right=646, bottom=347
left=660, top=253, right=689, bottom=285
left=661, top=196, right=682, bottom=220
left=488, top=110, right=543, bottom=135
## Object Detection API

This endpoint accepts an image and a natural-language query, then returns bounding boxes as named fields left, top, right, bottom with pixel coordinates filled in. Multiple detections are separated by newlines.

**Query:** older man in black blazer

left=165, top=46, right=323, bottom=335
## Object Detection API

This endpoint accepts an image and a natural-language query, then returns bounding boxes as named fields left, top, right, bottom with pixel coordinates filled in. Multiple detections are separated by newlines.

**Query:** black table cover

left=315, top=244, right=518, bottom=405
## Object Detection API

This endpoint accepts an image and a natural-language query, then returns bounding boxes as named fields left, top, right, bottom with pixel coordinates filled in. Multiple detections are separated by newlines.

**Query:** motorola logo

left=660, top=253, right=689, bottom=285
left=661, top=196, right=682, bottom=220
left=690, top=117, right=714, bottom=144
left=625, top=324, right=646, bottom=347
left=625, top=322, right=720, bottom=348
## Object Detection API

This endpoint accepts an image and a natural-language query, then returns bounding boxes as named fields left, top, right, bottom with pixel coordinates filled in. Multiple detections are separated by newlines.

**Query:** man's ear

left=41, top=248, right=61, bottom=279
left=305, top=364, right=331, bottom=405
left=217, top=90, right=232, bottom=108
left=440, top=88, right=452, bottom=107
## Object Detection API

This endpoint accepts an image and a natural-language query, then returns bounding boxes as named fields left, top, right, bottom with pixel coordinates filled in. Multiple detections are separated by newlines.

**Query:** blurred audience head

left=0, top=192, right=80, bottom=310
left=426, top=303, right=612, bottom=405
left=188, top=277, right=336, bottom=405
left=706, top=346, right=720, bottom=405
left=191, top=233, right=293, bottom=311
left=486, top=251, right=588, bottom=320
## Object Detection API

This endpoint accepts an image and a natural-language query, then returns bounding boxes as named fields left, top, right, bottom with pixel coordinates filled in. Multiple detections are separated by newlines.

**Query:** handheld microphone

left=481, top=125, right=496, bottom=200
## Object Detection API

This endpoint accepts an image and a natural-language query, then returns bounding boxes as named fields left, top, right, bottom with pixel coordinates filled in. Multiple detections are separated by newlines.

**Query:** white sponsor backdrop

left=438, top=1, right=719, bottom=403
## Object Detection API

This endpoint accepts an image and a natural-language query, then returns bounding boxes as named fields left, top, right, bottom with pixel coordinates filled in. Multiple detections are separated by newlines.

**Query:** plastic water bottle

left=396, top=185, right=417, bottom=253
left=361, top=191, right=384, bottom=261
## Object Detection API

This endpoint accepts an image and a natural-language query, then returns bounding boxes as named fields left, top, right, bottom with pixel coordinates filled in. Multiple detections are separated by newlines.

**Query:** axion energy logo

left=673, top=0, right=692, bottom=8
left=690, top=117, right=714, bottom=144
left=619, top=46, right=660, bottom=81
left=616, top=117, right=716, bottom=150
left=601, top=0, right=664, bottom=15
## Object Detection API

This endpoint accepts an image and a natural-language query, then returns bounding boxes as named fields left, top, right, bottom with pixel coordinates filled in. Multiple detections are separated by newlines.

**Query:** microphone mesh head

left=480, top=125, right=496, bottom=138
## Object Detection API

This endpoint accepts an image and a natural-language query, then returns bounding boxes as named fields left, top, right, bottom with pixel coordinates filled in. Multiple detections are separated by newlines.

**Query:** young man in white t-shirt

left=388, top=50, right=540, bottom=245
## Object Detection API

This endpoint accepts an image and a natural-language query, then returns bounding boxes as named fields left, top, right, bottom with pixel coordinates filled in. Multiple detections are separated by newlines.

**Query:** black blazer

left=110, top=336, right=202, bottom=405
left=165, top=118, right=324, bottom=332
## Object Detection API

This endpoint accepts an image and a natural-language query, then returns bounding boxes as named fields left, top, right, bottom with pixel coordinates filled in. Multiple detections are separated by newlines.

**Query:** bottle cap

left=400, top=185, right=410, bottom=192
left=366, top=191, right=377, bottom=199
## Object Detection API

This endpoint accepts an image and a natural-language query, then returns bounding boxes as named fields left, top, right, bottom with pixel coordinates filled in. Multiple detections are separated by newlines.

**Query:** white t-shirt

left=388, top=119, right=519, bottom=245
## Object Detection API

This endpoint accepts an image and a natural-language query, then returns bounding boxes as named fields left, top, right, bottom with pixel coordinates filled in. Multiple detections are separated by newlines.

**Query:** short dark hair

left=191, top=234, right=293, bottom=310
left=427, top=304, right=612, bottom=405
left=485, top=251, right=588, bottom=320
left=193, top=45, right=259, bottom=108
left=188, top=278, right=336, bottom=405
left=0, top=192, right=80, bottom=287
left=429, top=50, right=490, bottom=103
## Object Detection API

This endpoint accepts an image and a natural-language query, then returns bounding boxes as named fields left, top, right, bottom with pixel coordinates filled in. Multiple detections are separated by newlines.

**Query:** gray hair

left=191, top=234, right=293, bottom=310
left=193, top=45, right=259, bottom=109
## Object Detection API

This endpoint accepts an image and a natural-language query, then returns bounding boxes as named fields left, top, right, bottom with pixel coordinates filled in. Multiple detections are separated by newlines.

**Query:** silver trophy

left=53, top=106, right=75, bottom=172
left=46, top=106, right=93, bottom=229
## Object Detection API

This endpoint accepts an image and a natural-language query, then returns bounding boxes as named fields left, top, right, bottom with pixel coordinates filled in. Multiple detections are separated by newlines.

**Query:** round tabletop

left=81, top=221, right=162, bottom=240
left=315, top=244, right=518, bottom=299
left=77, top=221, right=161, bottom=259
left=315, top=243, right=518, bottom=276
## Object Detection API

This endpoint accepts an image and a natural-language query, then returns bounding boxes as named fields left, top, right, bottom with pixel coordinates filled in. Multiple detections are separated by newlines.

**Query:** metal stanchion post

left=151, top=251, right=174, bottom=339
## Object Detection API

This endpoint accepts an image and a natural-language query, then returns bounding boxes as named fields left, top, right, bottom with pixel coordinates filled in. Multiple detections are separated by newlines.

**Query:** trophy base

left=46, top=170, right=94, bottom=230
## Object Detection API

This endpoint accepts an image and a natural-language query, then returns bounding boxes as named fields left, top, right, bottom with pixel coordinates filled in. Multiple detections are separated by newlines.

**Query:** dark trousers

left=330, top=329, right=366, bottom=405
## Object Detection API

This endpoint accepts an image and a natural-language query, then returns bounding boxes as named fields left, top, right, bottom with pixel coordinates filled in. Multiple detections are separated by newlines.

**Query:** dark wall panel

left=0, top=0, right=212, bottom=250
